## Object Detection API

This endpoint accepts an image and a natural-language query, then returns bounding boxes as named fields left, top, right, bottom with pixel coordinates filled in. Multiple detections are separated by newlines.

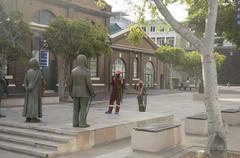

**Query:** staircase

left=0, top=122, right=77, bottom=158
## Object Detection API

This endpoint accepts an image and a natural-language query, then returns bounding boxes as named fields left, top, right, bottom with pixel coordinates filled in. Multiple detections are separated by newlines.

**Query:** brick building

left=0, top=0, right=165, bottom=95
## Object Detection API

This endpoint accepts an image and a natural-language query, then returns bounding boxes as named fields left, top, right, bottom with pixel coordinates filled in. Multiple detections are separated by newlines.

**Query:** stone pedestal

left=185, top=113, right=208, bottom=136
left=221, top=109, right=240, bottom=126
left=131, top=123, right=181, bottom=152
left=193, top=93, right=204, bottom=101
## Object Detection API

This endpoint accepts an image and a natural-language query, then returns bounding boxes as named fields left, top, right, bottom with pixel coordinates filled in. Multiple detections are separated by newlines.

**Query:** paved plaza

left=0, top=86, right=240, bottom=157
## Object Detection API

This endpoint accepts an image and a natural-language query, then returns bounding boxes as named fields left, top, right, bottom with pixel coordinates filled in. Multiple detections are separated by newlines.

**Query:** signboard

left=237, top=0, right=240, bottom=25
left=39, top=49, right=49, bottom=70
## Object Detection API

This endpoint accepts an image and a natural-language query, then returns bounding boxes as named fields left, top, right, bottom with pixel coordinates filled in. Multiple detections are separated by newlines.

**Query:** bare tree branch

left=152, top=0, right=202, bottom=50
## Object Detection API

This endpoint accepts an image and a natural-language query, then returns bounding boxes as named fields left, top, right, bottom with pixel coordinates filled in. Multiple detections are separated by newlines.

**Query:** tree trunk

left=58, top=59, right=69, bottom=102
left=152, top=0, right=226, bottom=157
left=169, top=64, right=173, bottom=89
left=200, top=46, right=226, bottom=158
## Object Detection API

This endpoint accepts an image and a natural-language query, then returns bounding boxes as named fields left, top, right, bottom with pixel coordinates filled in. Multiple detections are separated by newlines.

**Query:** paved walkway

left=0, top=86, right=240, bottom=157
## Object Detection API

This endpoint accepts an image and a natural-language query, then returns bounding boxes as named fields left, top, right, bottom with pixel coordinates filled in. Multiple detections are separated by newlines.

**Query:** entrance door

left=144, top=62, right=154, bottom=88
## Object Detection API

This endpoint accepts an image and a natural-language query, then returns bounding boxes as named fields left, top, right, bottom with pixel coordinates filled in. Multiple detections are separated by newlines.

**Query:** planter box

left=221, top=109, right=240, bottom=126
left=131, top=122, right=181, bottom=152
left=185, top=113, right=208, bottom=136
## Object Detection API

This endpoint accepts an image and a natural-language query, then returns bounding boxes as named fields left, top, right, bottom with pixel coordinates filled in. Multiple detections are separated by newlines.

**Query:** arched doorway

left=112, top=58, right=126, bottom=79
left=31, top=10, right=57, bottom=91
left=144, top=62, right=154, bottom=88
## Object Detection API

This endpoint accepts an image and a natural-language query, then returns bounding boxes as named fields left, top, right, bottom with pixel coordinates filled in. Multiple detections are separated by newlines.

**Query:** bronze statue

left=23, top=58, right=42, bottom=122
left=69, top=54, right=95, bottom=128
left=0, top=63, right=6, bottom=118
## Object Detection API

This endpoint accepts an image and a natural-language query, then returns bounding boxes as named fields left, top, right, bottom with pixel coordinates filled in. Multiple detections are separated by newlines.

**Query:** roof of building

left=109, top=23, right=123, bottom=35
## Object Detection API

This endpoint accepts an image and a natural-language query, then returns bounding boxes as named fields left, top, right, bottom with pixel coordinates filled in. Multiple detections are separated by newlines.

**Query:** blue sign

left=237, top=0, right=240, bottom=25
left=39, top=49, right=49, bottom=70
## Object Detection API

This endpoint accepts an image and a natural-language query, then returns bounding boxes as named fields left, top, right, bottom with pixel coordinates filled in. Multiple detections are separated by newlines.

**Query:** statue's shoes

left=105, top=111, right=112, bottom=114
left=79, top=124, right=90, bottom=128
left=31, top=118, right=41, bottom=123
left=0, top=115, right=6, bottom=118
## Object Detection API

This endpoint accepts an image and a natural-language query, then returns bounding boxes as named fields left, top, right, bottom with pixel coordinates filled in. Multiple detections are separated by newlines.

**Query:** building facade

left=0, top=0, right=165, bottom=95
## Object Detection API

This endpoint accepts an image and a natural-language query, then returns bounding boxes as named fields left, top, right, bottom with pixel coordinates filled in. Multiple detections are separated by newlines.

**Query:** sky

left=105, top=0, right=188, bottom=22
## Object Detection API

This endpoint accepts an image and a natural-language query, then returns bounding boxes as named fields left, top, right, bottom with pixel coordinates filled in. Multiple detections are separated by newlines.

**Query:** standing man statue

left=0, top=63, right=6, bottom=118
left=69, top=54, right=95, bottom=128
left=23, top=58, right=42, bottom=122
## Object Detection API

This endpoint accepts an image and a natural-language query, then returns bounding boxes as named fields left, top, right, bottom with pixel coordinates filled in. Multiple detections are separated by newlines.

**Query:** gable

left=111, top=30, right=158, bottom=51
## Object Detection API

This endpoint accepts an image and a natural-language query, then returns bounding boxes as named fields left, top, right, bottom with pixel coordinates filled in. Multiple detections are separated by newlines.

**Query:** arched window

left=112, top=58, right=126, bottom=78
left=32, top=10, right=55, bottom=25
left=144, top=62, right=154, bottom=88
left=133, top=58, right=138, bottom=78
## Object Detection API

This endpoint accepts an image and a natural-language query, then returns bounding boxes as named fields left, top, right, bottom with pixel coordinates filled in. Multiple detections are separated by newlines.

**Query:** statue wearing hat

left=69, top=54, right=95, bottom=128
left=105, top=70, right=125, bottom=114
left=23, top=58, right=42, bottom=122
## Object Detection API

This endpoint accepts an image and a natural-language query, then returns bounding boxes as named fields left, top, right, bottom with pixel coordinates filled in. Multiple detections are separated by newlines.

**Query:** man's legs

left=73, top=98, right=80, bottom=127
left=0, top=91, right=5, bottom=118
left=79, top=97, right=90, bottom=128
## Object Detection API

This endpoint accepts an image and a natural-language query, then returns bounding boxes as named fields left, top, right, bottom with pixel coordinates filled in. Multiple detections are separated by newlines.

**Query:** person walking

left=69, top=54, right=95, bottom=128
left=105, top=70, right=124, bottom=114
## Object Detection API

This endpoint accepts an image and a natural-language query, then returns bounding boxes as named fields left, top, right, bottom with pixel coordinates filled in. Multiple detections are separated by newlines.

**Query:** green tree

left=182, top=51, right=202, bottom=86
left=43, top=16, right=111, bottom=102
left=182, top=51, right=225, bottom=87
left=99, top=0, right=227, bottom=156
left=187, top=1, right=240, bottom=48
left=155, top=46, right=185, bottom=89
left=0, top=11, right=31, bottom=63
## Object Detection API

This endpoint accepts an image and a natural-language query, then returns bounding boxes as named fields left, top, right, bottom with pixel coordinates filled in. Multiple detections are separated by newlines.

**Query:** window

left=157, top=37, right=165, bottom=46
left=150, top=26, right=155, bottom=32
left=89, top=58, right=98, bottom=77
left=141, top=26, right=146, bottom=32
left=160, top=28, right=164, bottom=32
left=151, top=38, right=155, bottom=42
left=166, top=37, right=175, bottom=46
left=112, top=58, right=126, bottom=78
left=133, top=58, right=138, bottom=78
left=32, top=10, right=55, bottom=25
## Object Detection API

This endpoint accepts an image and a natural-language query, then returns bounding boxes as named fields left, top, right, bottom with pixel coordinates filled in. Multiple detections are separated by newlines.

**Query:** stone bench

left=131, top=122, right=181, bottom=152
left=221, top=108, right=240, bottom=126
left=185, top=113, right=208, bottom=136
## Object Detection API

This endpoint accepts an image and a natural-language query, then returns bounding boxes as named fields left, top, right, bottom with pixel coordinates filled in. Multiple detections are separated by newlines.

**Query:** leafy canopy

left=0, top=11, right=31, bottom=61
left=43, top=16, right=112, bottom=60
left=155, top=45, right=185, bottom=65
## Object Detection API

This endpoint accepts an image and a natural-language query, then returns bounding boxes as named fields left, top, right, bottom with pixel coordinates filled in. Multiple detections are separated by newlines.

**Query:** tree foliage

left=187, top=1, right=240, bottom=48
left=0, top=11, right=31, bottom=61
left=43, top=16, right=111, bottom=61
left=155, top=45, right=185, bottom=65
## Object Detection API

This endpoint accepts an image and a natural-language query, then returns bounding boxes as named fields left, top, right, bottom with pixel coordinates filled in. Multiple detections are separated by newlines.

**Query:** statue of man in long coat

left=69, top=54, right=95, bottom=128
left=23, top=58, right=42, bottom=122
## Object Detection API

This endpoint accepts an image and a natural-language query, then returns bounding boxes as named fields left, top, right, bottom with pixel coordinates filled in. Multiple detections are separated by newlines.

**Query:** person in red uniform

left=105, top=70, right=124, bottom=114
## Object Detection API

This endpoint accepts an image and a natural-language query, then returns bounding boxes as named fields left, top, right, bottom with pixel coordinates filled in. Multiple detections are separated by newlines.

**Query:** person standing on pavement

left=69, top=54, right=95, bottom=128
left=105, top=70, right=124, bottom=114
left=23, top=58, right=42, bottom=122
left=137, top=80, right=147, bottom=112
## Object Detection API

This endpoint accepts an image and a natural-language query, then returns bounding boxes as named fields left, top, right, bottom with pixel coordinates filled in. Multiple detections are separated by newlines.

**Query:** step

left=0, top=133, right=61, bottom=151
left=0, top=126, right=73, bottom=143
left=0, top=122, right=77, bottom=136
left=0, top=140, right=56, bottom=158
